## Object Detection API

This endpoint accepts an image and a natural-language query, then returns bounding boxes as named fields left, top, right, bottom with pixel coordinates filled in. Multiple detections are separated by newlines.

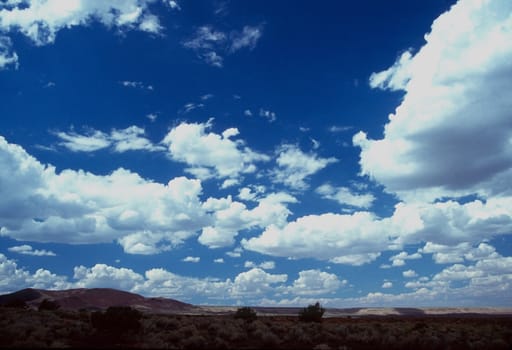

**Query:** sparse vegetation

left=299, top=302, right=325, bottom=323
left=38, top=299, right=60, bottom=311
left=234, top=306, right=257, bottom=322
left=0, top=307, right=511, bottom=349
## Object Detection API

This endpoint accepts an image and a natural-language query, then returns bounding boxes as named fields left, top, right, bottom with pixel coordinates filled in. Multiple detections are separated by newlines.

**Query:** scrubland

left=0, top=307, right=511, bottom=349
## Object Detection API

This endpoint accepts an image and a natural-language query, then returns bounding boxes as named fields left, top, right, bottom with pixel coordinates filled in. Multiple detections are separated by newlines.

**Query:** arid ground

left=1, top=288, right=511, bottom=349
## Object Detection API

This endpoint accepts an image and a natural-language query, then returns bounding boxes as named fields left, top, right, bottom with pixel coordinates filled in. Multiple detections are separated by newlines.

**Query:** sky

left=0, top=0, right=511, bottom=307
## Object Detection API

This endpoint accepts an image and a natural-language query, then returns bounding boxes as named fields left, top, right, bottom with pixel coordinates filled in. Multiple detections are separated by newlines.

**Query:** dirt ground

left=1, top=307, right=511, bottom=349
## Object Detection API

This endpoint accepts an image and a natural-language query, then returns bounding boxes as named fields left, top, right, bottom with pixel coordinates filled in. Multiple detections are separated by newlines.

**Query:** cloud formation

left=355, top=0, right=512, bottom=202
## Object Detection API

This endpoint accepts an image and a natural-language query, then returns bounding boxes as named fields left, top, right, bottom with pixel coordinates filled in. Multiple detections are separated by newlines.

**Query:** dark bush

left=299, top=302, right=325, bottom=323
left=91, top=306, right=142, bottom=333
left=3, top=298, right=27, bottom=309
left=38, top=299, right=60, bottom=311
left=234, top=307, right=257, bottom=322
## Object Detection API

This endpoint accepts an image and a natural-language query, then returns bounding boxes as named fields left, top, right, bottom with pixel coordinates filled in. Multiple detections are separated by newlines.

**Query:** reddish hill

left=0, top=288, right=194, bottom=313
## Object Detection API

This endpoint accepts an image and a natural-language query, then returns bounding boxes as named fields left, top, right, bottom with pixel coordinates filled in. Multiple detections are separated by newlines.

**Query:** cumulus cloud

left=271, top=144, right=337, bottom=190
left=244, top=260, right=275, bottom=270
left=8, top=244, right=56, bottom=256
left=0, top=135, right=210, bottom=254
left=0, top=253, right=69, bottom=294
left=198, top=192, right=296, bottom=248
left=388, top=251, right=422, bottom=267
left=316, top=183, right=375, bottom=209
left=243, top=197, right=512, bottom=265
left=162, top=120, right=269, bottom=181
left=354, top=0, right=512, bottom=202
left=259, top=108, right=276, bottom=122
left=285, top=269, right=345, bottom=296
left=182, top=256, right=200, bottom=263
left=0, top=0, right=167, bottom=48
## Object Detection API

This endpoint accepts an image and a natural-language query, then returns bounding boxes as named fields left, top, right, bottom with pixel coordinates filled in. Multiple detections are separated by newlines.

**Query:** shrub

left=38, top=299, right=60, bottom=311
left=299, top=302, right=325, bottom=323
left=3, top=298, right=27, bottom=309
left=234, top=307, right=257, bottom=322
left=91, top=306, right=142, bottom=333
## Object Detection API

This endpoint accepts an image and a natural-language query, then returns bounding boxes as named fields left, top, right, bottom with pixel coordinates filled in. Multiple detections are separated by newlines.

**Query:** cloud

left=74, top=264, right=144, bottom=291
left=213, top=258, right=224, bottom=263
left=0, top=0, right=167, bottom=48
left=388, top=251, right=422, bottom=267
left=0, top=35, right=18, bottom=69
left=242, top=212, right=391, bottom=265
left=8, top=244, right=56, bottom=256
left=271, top=144, right=337, bottom=190
left=244, top=260, right=275, bottom=270
left=231, top=268, right=287, bottom=297
left=180, top=102, right=204, bottom=114
left=259, top=108, right=276, bottom=122
left=230, top=25, right=263, bottom=52
left=198, top=192, right=296, bottom=248
left=285, top=269, right=345, bottom=296
left=382, top=281, right=393, bottom=289
left=183, top=24, right=264, bottom=67
left=243, top=196, right=512, bottom=266
left=316, top=183, right=375, bottom=209
left=0, top=253, right=69, bottom=294
left=120, top=81, right=154, bottom=91
left=55, top=126, right=164, bottom=153
left=0, top=135, right=210, bottom=254
left=328, top=125, right=352, bottom=133
left=55, top=129, right=111, bottom=152
left=243, top=109, right=253, bottom=116
left=354, top=0, right=512, bottom=202
left=182, top=256, right=200, bottom=263
left=403, top=269, right=418, bottom=278
left=162, top=120, right=269, bottom=181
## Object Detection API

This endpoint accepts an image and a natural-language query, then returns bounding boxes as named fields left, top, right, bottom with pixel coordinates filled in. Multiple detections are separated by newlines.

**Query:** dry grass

left=0, top=307, right=511, bottom=349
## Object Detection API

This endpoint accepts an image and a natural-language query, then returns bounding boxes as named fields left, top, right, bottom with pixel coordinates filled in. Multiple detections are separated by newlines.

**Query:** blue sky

left=1, top=0, right=512, bottom=307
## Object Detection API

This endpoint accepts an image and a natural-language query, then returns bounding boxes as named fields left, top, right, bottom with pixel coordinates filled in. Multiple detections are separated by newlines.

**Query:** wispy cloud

left=8, top=245, right=56, bottom=257
left=120, top=80, right=154, bottom=91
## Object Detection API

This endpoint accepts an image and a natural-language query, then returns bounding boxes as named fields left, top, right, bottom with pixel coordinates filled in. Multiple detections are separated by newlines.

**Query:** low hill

left=0, top=288, right=194, bottom=313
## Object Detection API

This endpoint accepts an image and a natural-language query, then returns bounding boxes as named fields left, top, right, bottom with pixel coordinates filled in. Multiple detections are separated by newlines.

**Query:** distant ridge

left=0, top=288, right=194, bottom=313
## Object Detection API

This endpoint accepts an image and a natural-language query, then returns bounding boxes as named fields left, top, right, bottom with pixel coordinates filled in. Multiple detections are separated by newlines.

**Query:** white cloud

left=213, top=258, right=224, bottom=263
left=243, top=109, right=253, bottom=116
left=183, top=24, right=264, bottom=67
left=242, top=212, right=391, bottom=265
left=382, top=281, right=393, bottom=289
left=285, top=269, right=344, bottom=296
left=403, top=269, right=418, bottom=278
left=389, top=251, right=422, bottom=267
left=120, top=81, right=153, bottom=90
left=0, top=135, right=211, bottom=254
left=8, top=244, right=56, bottom=256
left=0, top=0, right=167, bottom=48
left=55, top=126, right=163, bottom=153
left=162, top=120, right=269, bottom=181
left=243, top=196, right=512, bottom=266
left=355, top=0, right=512, bottom=202
left=181, top=102, right=204, bottom=114
left=230, top=25, right=263, bottom=52
left=0, top=253, right=69, bottom=294
left=55, top=129, right=111, bottom=152
left=0, top=35, right=18, bottom=69
left=198, top=192, right=296, bottom=248
left=244, top=260, right=275, bottom=270
left=182, top=256, right=200, bottom=263
left=328, top=125, right=352, bottom=133
left=146, top=113, right=158, bottom=122
left=316, top=183, right=375, bottom=209
left=231, top=268, right=287, bottom=297
left=258, top=108, right=276, bottom=122
left=74, top=264, right=145, bottom=291
left=271, top=144, right=337, bottom=190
